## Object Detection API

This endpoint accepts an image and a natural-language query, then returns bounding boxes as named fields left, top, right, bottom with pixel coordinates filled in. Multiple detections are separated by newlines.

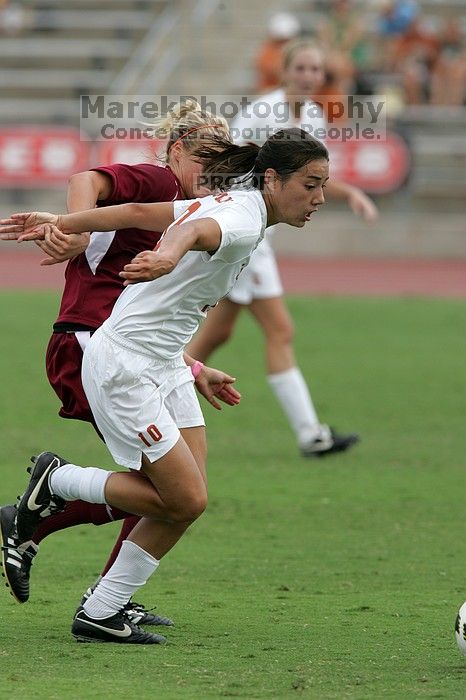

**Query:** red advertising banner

left=0, top=127, right=90, bottom=187
left=326, top=132, right=410, bottom=193
left=0, top=128, right=410, bottom=194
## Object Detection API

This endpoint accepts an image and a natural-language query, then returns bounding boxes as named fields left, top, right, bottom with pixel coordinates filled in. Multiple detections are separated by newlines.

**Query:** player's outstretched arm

left=36, top=170, right=113, bottom=265
left=120, top=217, right=221, bottom=285
left=326, top=180, right=379, bottom=223
left=0, top=212, right=58, bottom=240
left=0, top=201, right=177, bottom=242
left=56, top=201, right=177, bottom=237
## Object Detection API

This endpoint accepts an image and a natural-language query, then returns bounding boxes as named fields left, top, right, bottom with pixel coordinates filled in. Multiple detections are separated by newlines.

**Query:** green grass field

left=0, top=291, right=465, bottom=699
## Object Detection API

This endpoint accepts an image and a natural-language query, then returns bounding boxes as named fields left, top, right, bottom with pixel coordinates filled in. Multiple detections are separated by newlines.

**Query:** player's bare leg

left=249, top=296, right=359, bottom=457
left=248, top=295, right=295, bottom=373
left=105, top=427, right=207, bottom=558
left=73, top=427, right=207, bottom=642
left=9, top=432, right=206, bottom=643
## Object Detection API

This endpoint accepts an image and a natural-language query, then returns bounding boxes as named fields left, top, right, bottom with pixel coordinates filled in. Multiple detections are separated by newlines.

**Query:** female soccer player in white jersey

left=1, top=127, right=329, bottom=644
left=0, top=101, right=239, bottom=621
left=188, top=39, right=378, bottom=457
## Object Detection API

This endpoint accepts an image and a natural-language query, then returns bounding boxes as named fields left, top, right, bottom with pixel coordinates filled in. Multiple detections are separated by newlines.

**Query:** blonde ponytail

left=145, top=99, right=231, bottom=161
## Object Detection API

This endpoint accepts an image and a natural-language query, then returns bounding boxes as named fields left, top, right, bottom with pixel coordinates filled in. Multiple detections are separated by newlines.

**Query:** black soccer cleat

left=72, top=607, right=167, bottom=644
left=0, top=504, right=38, bottom=603
left=80, top=585, right=173, bottom=627
left=16, top=452, right=67, bottom=543
left=301, top=425, right=360, bottom=458
left=123, top=599, right=173, bottom=627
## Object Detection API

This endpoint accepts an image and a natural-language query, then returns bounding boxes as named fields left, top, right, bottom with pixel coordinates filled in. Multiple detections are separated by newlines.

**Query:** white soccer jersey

left=226, top=89, right=327, bottom=304
left=230, top=88, right=327, bottom=145
left=103, top=189, right=267, bottom=359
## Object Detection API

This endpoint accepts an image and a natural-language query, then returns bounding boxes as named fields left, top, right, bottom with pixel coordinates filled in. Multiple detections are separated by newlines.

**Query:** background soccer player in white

left=1, top=128, right=330, bottom=644
left=188, top=39, right=379, bottom=457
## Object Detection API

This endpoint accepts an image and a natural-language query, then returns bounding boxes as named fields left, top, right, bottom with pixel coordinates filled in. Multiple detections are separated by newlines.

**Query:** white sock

left=49, top=463, right=111, bottom=503
left=267, top=366, right=321, bottom=447
left=83, top=540, right=160, bottom=619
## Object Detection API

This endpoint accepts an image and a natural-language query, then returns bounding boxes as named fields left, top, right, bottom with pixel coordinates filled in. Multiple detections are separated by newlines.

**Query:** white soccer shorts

left=227, top=234, right=283, bottom=306
left=81, top=327, right=205, bottom=469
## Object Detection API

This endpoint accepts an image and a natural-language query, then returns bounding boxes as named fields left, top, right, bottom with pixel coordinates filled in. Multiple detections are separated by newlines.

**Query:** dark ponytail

left=192, top=138, right=260, bottom=179
left=192, top=128, right=328, bottom=190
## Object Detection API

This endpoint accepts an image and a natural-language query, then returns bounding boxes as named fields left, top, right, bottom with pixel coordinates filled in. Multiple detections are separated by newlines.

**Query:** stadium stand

left=0, top=0, right=170, bottom=124
left=0, top=0, right=464, bottom=256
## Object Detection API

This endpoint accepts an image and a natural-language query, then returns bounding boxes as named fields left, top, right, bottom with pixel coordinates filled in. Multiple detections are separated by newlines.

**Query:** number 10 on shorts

left=138, top=424, right=163, bottom=447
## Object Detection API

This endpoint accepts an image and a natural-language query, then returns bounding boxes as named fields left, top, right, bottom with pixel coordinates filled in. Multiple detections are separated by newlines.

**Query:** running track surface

left=1, top=248, right=466, bottom=298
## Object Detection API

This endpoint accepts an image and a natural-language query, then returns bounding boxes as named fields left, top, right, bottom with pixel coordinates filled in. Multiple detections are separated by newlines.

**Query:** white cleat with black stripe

left=0, top=504, right=38, bottom=603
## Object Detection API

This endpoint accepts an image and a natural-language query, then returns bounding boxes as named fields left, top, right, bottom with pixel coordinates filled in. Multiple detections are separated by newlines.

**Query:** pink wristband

left=191, top=360, right=204, bottom=379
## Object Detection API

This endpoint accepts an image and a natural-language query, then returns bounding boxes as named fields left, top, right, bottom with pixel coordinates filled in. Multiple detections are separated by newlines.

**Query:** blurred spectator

left=0, top=0, right=26, bottom=35
left=377, top=0, right=419, bottom=37
left=256, top=12, right=301, bottom=92
left=317, top=0, right=374, bottom=95
left=391, top=16, right=440, bottom=104
left=375, top=0, right=419, bottom=75
left=430, top=19, right=466, bottom=105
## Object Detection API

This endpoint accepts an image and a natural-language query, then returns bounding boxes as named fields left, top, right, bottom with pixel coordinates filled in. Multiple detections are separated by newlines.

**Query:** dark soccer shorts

left=46, top=330, right=98, bottom=430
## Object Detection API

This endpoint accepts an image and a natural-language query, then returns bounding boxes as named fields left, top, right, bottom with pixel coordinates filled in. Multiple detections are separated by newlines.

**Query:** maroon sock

left=100, top=516, right=141, bottom=576
left=32, top=501, right=129, bottom=544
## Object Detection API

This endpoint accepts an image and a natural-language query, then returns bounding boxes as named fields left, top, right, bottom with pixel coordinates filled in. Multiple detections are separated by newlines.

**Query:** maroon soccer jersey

left=55, top=163, right=182, bottom=328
